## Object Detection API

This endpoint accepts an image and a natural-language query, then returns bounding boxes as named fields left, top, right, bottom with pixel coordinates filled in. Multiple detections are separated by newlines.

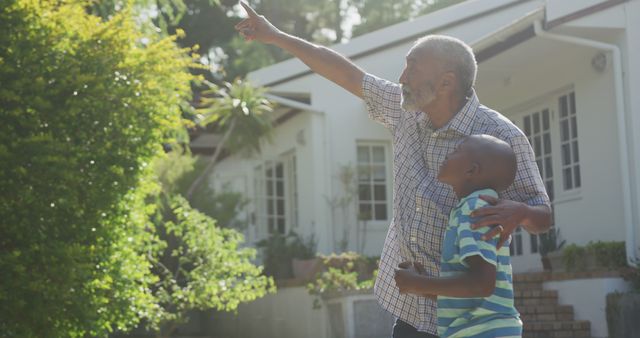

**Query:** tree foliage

left=0, top=1, right=273, bottom=336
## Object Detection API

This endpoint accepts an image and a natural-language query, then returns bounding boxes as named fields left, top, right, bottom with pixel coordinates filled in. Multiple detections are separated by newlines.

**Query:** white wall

left=543, top=277, right=631, bottom=338
left=476, top=30, right=627, bottom=271
left=209, top=287, right=329, bottom=338
left=622, top=0, right=640, bottom=263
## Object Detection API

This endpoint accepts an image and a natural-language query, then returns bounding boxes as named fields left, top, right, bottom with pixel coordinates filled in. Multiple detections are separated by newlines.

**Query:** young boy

left=395, top=134, right=522, bottom=337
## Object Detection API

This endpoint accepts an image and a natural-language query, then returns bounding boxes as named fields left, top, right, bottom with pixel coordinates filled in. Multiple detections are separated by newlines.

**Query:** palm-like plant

left=186, top=79, right=273, bottom=200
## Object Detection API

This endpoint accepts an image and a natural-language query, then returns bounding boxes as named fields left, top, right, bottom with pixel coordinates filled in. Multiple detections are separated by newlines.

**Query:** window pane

left=533, top=112, right=540, bottom=134
left=373, top=165, right=385, bottom=182
left=560, top=95, right=568, bottom=117
left=534, top=136, right=542, bottom=156
left=542, top=109, right=550, bottom=130
left=374, top=184, right=386, bottom=201
left=268, top=217, right=274, bottom=233
left=574, top=166, right=581, bottom=188
left=276, top=163, right=283, bottom=178
left=524, top=116, right=531, bottom=136
left=544, top=133, right=551, bottom=155
left=357, top=146, right=369, bottom=163
left=530, top=234, right=539, bottom=254
left=564, top=168, right=573, bottom=190
left=277, top=218, right=285, bottom=234
left=276, top=181, right=284, bottom=196
left=569, top=92, right=576, bottom=115
left=545, top=156, right=553, bottom=178
left=267, top=200, right=274, bottom=214
left=571, top=116, right=578, bottom=138
left=546, top=181, right=554, bottom=201
left=359, top=184, right=371, bottom=201
left=266, top=181, right=273, bottom=196
left=561, top=120, right=569, bottom=142
left=277, top=199, right=285, bottom=215
left=358, top=165, right=371, bottom=181
left=572, top=141, right=579, bottom=163
left=359, top=203, right=372, bottom=220
left=372, top=146, right=385, bottom=163
left=562, top=144, right=571, bottom=165
left=516, top=233, right=523, bottom=256
left=374, top=204, right=387, bottom=220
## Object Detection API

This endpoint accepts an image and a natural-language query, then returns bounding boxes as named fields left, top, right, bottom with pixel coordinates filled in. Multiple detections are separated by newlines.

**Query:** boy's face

left=437, top=140, right=473, bottom=189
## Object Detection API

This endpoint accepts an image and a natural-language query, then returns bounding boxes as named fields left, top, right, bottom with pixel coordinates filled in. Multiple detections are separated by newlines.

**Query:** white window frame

left=253, top=151, right=298, bottom=237
left=507, top=87, right=582, bottom=255
left=356, top=141, right=392, bottom=224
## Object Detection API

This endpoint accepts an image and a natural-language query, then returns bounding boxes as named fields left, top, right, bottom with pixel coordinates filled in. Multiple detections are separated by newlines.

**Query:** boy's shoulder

left=457, top=188, right=498, bottom=215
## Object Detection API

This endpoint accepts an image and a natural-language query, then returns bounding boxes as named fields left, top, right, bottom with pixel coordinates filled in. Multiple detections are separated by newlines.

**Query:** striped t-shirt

left=437, top=188, right=522, bottom=338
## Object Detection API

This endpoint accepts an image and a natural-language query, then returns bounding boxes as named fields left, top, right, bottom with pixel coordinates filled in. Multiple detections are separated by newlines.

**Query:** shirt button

left=411, top=236, right=417, bottom=242
left=416, top=207, right=421, bottom=212
left=432, top=132, right=439, bottom=137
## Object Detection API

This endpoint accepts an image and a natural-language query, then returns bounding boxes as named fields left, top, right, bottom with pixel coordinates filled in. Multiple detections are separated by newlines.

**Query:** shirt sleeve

left=362, top=73, right=403, bottom=133
left=499, top=129, right=551, bottom=207
left=456, top=197, right=499, bottom=267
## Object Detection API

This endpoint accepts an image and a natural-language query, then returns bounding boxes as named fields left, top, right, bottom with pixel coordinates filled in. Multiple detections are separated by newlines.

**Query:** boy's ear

left=466, top=162, right=480, bottom=177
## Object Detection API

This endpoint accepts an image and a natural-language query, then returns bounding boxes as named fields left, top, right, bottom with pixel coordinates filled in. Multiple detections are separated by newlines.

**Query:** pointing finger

left=240, top=1, right=259, bottom=18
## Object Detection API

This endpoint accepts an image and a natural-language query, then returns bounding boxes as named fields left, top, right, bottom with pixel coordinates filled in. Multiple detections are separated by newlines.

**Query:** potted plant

left=290, top=233, right=321, bottom=280
left=538, top=227, right=565, bottom=271
left=256, top=232, right=295, bottom=279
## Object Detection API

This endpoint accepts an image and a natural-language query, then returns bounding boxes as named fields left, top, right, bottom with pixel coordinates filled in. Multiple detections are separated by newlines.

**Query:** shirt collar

left=455, top=188, right=498, bottom=209
left=424, top=89, right=479, bottom=135
left=443, top=89, right=479, bottom=136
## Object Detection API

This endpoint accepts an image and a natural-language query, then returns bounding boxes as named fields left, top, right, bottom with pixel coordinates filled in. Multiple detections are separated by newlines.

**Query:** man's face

left=399, top=47, right=441, bottom=111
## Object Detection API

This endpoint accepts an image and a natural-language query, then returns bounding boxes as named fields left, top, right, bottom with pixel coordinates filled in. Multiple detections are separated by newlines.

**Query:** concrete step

left=523, top=320, right=590, bottom=335
left=514, top=289, right=558, bottom=299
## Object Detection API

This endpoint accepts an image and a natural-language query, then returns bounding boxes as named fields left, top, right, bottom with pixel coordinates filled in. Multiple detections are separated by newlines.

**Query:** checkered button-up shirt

left=362, top=73, right=550, bottom=334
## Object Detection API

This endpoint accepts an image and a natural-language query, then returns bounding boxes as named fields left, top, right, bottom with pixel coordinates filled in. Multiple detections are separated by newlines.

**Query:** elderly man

left=235, top=3, right=552, bottom=338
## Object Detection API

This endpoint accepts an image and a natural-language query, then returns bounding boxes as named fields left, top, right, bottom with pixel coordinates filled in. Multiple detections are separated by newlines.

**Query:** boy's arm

left=395, top=256, right=496, bottom=298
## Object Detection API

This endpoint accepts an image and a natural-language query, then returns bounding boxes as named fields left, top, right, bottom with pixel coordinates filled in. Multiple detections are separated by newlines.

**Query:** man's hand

left=470, top=195, right=527, bottom=249
left=235, top=2, right=281, bottom=44
left=394, top=261, right=424, bottom=295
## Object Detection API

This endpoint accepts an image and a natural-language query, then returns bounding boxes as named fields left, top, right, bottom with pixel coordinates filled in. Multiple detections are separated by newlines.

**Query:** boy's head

left=437, top=134, right=517, bottom=197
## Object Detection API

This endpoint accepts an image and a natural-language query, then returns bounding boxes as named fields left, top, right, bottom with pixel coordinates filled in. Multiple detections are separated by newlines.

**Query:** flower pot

left=547, top=250, right=566, bottom=272
left=292, top=257, right=322, bottom=280
left=541, top=256, right=552, bottom=271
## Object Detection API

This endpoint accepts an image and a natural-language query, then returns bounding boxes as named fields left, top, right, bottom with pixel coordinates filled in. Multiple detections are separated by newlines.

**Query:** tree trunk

left=185, top=119, right=237, bottom=201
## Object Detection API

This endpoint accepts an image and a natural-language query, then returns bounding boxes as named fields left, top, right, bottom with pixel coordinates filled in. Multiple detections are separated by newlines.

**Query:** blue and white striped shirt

left=438, top=189, right=522, bottom=338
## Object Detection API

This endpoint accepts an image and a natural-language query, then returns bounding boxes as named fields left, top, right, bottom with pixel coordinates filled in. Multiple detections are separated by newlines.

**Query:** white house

left=202, top=0, right=640, bottom=337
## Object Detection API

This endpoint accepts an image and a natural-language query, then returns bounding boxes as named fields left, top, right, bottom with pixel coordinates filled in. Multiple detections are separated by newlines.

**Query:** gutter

left=264, top=93, right=324, bottom=115
left=533, top=20, right=637, bottom=267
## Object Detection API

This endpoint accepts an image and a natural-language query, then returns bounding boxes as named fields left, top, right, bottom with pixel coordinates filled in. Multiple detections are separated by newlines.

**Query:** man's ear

left=438, top=72, right=457, bottom=94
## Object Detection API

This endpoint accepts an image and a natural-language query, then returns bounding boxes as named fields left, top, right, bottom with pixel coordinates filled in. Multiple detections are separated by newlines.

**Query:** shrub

left=0, top=1, right=193, bottom=336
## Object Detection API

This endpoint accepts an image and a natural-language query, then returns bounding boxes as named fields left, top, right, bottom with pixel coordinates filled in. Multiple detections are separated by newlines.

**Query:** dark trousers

left=392, top=319, right=439, bottom=338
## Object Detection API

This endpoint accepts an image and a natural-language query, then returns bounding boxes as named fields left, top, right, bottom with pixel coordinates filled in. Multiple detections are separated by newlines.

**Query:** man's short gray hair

left=413, top=35, right=477, bottom=96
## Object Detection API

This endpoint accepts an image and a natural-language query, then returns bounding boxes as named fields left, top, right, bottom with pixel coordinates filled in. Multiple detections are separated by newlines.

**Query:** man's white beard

left=401, top=85, right=436, bottom=112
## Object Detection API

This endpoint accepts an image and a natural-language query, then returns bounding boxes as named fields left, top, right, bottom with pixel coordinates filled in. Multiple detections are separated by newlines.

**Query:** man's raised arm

left=235, top=1, right=365, bottom=98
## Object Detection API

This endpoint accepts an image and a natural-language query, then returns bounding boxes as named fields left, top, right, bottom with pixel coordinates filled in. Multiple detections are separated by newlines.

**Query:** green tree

left=351, top=0, right=468, bottom=38
left=0, top=1, right=273, bottom=337
left=185, top=80, right=273, bottom=200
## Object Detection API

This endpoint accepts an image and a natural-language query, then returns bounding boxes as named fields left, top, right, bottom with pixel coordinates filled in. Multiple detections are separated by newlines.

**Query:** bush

left=0, top=1, right=193, bottom=336
left=563, top=241, right=627, bottom=272
left=307, top=252, right=378, bottom=309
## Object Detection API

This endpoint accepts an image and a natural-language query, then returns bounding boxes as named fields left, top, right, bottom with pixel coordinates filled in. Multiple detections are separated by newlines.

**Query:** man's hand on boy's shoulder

left=470, top=194, right=527, bottom=248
